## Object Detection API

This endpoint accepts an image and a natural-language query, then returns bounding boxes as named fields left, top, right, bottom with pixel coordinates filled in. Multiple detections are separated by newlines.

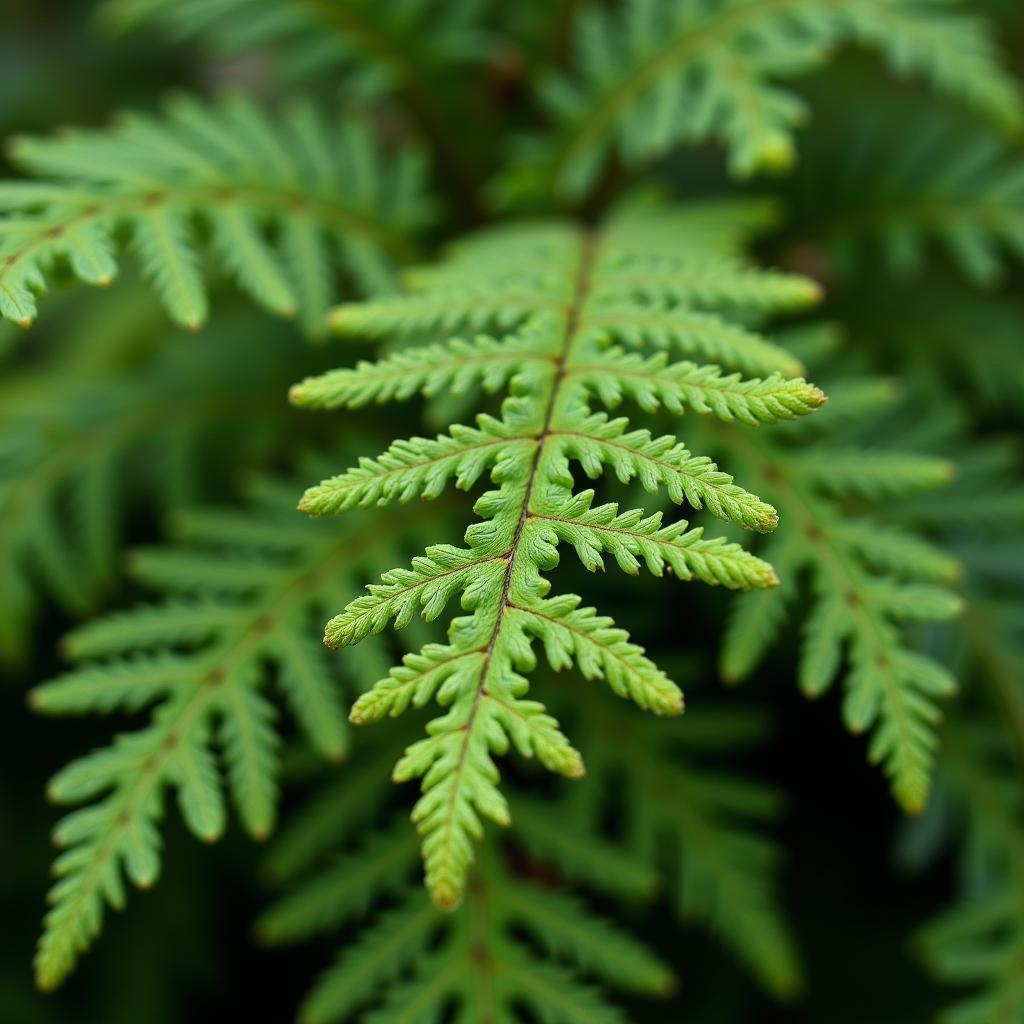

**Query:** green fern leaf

left=553, top=411, right=779, bottom=531
left=261, top=805, right=674, bottom=1024
left=513, top=0, right=1021, bottom=199
left=559, top=690, right=803, bottom=998
left=0, top=95, right=430, bottom=328
left=293, top=207, right=825, bottom=909
left=711, top=345, right=963, bottom=811
left=0, top=293, right=299, bottom=663
left=915, top=719, right=1024, bottom=1024
left=30, top=476, right=436, bottom=989
left=292, top=333, right=550, bottom=408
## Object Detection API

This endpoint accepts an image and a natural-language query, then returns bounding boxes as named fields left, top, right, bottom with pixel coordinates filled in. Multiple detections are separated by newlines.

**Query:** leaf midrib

left=36, top=510, right=416, bottom=987
left=552, top=0, right=825, bottom=182
left=430, top=229, right=599, bottom=895
left=0, top=183, right=413, bottom=322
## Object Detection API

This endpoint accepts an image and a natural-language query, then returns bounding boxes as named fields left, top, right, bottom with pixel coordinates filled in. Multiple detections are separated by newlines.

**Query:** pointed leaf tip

left=807, top=385, right=828, bottom=407
left=564, top=751, right=586, bottom=778
left=432, top=886, right=461, bottom=911
left=665, top=692, right=685, bottom=716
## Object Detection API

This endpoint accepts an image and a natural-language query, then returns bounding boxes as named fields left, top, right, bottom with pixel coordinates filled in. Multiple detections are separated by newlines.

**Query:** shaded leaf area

left=0, top=286, right=311, bottom=663
left=31, top=473, right=442, bottom=989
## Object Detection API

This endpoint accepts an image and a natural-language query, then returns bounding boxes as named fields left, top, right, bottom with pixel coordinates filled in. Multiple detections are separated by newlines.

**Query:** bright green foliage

left=556, top=687, right=801, bottom=998
left=30, top=476, right=426, bottom=990
left=0, top=95, right=430, bottom=329
left=260, top=799, right=673, bottom=1024
left=509, top=0, right=1022, bottom=200
left=292, top=206, right=825, bottom=909
left=711, top=333, right=963, bottom=812
left=0, top=290, right=299, bottom=662
left=12, top=1, right=1023, bottom=1019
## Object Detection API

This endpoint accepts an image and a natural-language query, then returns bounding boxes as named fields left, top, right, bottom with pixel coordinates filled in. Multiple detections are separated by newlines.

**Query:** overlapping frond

left=556, top=690, right=802, bottom=998
left=880, top=415, right=1024, bottom=1020
left=261, top=800, right=674, bottom=1024
left=915, top=720, right=1024, bottom=1023
left=789, top=105, right=1024, bottom=286
left=292, top=205, right=825, bottom=909
left=10, top=2, right=1023, bottom=1020
left=0, top=293, right=300, bottom=662
left=921, top=882, right=1024, bottom=1023
left=509, top=0, right=1021, bottom=200
left=0, top=95, right=431, bottom=328
left=31, top=476, right=425, bottom=990
left=709, top=334, right=963, bottom=812
left=836, top=281, right=1024, bottom=415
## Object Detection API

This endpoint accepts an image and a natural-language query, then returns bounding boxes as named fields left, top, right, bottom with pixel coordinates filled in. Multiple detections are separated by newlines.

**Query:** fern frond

left=531, top=493, right=777, bottom=588
left=326, top=548, right=507, bottom=648
left=710, top=351, right=963, bottom=812
left=518, top=0, right=1021, bottom=198
left=568, top=348, right=824, bottom=421
left=508, top=595, right=683, bottom=715
left=412, top=199, right=784, bottom=280
left=582, top=304, right=806, bottom=377
left=261, top=808, right=674, bottom=1024
left=0, top=95, right=430, bottom=328
left=31, top=476, right=432, bottom=990
left=293, top=207, right=825, bottom=909
left=780, top=448, right=954, bottom=498
left=552, top=411, right=779, bottom=531
left=915, top=719, right=1024, bottom=1023
left=291, top=333, right=551, bottom=408
left=330, top=226, right=819, bottom=341
left=258, top=827, right=420, bottom=947
left=920, top=884, right=1024, bottom=1023
left=296, top=418, right=532, bottom=515
left=561, top=691, right=802, bottom=998
left=591, top=251, right=821, bottom=309
left=838, top=280, right=1024, bottom=412
left=789, top=103, right=1024, bottom=286
left=0, top=294, right=299, bottom=663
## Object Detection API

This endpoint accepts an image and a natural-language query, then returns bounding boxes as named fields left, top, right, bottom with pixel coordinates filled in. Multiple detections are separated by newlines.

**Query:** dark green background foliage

left=2, top=1, right=1023, bottom=1021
